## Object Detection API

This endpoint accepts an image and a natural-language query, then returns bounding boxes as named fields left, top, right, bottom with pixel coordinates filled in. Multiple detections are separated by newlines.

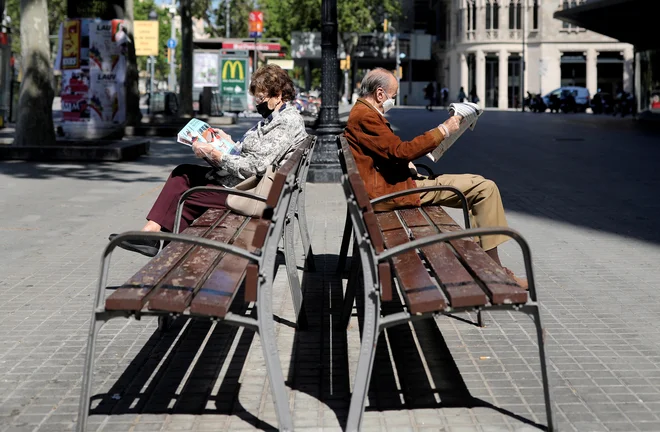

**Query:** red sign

left=0, top=33, right=8, bottom=46
left=248, top=11, right=264, bottom=36
left=222, top=42, right=281, bottom=51
left=62, top=94, right=89, bottom=122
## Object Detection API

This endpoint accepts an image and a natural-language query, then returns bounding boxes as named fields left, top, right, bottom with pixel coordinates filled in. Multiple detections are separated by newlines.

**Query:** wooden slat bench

left=77, top=136, right=316, bottom=432
left=336, top=135, right=554, bottom=432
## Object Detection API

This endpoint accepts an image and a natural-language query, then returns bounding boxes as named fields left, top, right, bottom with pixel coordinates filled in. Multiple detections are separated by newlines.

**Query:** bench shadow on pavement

left=88, top=253, right=545, bottom=431
left=287, top=254, right=546, bottom=430
left=89, top=287, right=277, bottom=430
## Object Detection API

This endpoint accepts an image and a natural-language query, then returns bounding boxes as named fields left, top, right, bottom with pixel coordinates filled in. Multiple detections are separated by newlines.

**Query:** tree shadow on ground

left=0, top=120, right=255, bottom=182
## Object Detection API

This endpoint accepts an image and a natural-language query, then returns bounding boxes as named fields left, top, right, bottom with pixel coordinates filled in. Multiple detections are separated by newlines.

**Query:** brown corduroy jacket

left=344, top=98, right=445, bottom=211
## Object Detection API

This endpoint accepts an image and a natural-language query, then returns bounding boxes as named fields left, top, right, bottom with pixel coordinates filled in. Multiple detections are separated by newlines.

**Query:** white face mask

left=382, top=96, right=395, bottom=113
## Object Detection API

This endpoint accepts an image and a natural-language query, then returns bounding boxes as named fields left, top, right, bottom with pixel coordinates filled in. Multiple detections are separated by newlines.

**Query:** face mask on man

left=382, top=96, right=395, bottom=113
left=256, top=100, right=275, bottom=118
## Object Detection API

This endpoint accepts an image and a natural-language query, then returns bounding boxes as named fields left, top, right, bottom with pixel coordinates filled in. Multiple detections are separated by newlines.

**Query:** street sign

left=219, top=56, right=249, bottom=112
left=134, top=21, right=159, bottom=56
left=248, top=11, right=264, bottom=38
left=220, top=58, right=248, bottom=95
left=167, top=38, right=177, bottom=49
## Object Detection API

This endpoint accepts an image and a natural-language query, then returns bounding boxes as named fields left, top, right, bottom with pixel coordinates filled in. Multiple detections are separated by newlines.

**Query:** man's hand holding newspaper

left=426, top=102, right=483, bottom=162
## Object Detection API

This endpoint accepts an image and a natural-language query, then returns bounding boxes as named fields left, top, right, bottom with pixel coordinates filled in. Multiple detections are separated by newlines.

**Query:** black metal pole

left=308, top=0, right=343, bottom=183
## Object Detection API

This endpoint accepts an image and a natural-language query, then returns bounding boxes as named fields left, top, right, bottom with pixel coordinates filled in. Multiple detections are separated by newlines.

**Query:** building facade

left=442, top=0, right=634, bottom=108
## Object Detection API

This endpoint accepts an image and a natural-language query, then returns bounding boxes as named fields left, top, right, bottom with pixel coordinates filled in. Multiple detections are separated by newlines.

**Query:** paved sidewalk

left=1, top=112, right=660, bottom=432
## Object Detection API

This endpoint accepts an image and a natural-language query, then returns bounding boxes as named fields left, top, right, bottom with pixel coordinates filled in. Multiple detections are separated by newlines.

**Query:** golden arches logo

left=222, top=60, right=245, bottom=80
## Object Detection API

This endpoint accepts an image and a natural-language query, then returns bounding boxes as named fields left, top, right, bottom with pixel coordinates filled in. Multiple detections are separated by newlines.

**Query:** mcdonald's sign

left=220, top=58, right=247, bottom=96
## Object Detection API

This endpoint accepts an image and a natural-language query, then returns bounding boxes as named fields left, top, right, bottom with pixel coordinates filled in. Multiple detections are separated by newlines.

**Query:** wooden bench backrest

left=337, top=135, right=392, bottom=300
left=245, top=135, right=314, bottom=302
left=251, top=135, right=314, bottom=248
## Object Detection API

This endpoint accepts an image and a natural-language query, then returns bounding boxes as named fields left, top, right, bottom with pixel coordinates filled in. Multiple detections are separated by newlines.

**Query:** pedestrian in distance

left=457, top=86, right=467, bottom=103
left=424, top=82, right=436, bottom=111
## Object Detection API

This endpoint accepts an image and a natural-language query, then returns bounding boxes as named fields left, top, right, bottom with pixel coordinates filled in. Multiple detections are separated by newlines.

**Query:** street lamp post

left=168, top=0, right=176, bottom=92
left=308, top=0, right=343, bottom=182
left=148, top=10, right=158, bottom=114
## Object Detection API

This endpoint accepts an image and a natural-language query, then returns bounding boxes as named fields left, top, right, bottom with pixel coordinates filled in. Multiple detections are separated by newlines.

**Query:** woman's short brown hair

left=249, top=64, right=296, bottom=102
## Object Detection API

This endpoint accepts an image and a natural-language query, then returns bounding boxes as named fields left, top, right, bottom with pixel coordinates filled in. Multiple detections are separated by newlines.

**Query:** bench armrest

left=377, top=226, right=538, bottom=301
left=371, top=186, right=471, bottom=229
left=174, top=186, right=268, bottom=234
left=413, top=163, right=435, bottom=177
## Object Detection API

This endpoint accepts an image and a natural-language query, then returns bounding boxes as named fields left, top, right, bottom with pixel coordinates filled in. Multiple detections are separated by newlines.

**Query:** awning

left=554, top=0, right=657, bottom=50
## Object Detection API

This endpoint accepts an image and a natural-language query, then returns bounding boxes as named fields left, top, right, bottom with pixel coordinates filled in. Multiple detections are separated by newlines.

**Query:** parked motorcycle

left=528, top=93, right=547, bottom=113
left=591, top=92, right=613, bottom=114
left=612, top=91, right=636, bottom=118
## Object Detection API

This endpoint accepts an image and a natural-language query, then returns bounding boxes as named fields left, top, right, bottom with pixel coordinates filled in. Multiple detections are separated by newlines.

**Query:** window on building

left=486, top=0, right=500, bottom=30
left=533, top=0, right=539, bottom=29
left=472, top=1, right=477, bottom=31
left=509, top=0, right=521, bottom=30
left=467, top=1, right=472, bottom=31
left=486, top=1, right=492, bottom=29
left=509, top=1, right=515, bottom=29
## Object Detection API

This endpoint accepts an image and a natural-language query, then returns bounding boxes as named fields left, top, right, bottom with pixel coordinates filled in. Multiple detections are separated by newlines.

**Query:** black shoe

left=108, top=233, right=160, bottom=257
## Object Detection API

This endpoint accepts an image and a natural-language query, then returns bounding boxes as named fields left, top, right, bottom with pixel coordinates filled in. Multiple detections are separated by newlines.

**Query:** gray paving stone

left=2, top=112, right=660, bottom=431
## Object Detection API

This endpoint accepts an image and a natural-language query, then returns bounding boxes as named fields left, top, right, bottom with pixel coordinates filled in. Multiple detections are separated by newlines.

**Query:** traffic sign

left=248, top=11, right=263, bottom=38
left=167, top=38, right=177, bottom=49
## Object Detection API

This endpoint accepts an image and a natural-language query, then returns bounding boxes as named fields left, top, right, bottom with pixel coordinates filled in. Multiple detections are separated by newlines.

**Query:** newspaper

left=177, top=118, right=241, bottom=169
left=425, top=102, right=483, bottom=162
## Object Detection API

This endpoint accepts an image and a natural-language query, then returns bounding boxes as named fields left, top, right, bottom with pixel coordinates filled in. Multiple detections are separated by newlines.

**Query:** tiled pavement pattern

left=1, top=110, right=660, bottom=432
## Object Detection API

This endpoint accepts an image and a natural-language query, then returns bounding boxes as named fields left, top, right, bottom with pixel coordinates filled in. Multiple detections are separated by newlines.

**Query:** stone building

left=440, top=0, right=634, bottom=108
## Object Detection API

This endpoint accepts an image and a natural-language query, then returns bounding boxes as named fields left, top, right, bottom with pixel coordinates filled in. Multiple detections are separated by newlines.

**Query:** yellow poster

left=134, top=21, right=159, bottom=56
left=62, top=20, right=81, bottom=70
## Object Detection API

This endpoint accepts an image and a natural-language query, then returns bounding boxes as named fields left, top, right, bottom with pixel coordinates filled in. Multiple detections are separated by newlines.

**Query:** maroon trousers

left=147, top=164, right=228, bottom=233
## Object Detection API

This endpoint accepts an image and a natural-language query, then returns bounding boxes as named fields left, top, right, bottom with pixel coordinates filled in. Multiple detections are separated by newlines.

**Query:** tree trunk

left=123, top=0, right=142, bottom=126
left=178, top=0, right=193, bottom=117
left=14, top=0, right=55, bottom=147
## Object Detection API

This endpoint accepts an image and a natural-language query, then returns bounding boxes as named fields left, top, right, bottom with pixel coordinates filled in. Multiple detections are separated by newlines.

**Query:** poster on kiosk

left=58, top=18, right=127, bottom=139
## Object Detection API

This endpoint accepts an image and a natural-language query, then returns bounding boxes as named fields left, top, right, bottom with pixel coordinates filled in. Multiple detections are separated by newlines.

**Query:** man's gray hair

left=358, top=68, right=395, bottom=98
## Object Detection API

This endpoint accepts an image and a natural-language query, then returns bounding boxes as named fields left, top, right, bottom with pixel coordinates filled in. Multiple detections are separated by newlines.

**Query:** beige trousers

left=416, top=174, right=509, bottom=251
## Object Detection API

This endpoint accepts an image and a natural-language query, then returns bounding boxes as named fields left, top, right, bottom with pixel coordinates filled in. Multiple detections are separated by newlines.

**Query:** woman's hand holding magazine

left=177, top=119, right=242, bottom=169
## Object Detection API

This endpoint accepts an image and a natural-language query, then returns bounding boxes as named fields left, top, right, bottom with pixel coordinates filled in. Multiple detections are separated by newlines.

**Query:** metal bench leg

left=296, top=187, right=316, bottom=272
left=341, top=250, right=361, bottom=329
left=284, top=209, right=308, bottom=330
left=76, top=315, right=105, bottom=432
left=346, top=284, right=381, bottom=432
left=477, top=310, right=485, bottom=328
left=337, top=209, right=352, bottom=273
left=258, top=263, right=294, bottom=432
left=530, top=307, right=555, bottom=432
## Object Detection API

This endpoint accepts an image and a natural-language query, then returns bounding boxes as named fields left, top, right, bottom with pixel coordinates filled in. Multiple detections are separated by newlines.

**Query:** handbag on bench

left=226, top=164, right=276, bottom=218
left=226, top=145, right=295, bottom=218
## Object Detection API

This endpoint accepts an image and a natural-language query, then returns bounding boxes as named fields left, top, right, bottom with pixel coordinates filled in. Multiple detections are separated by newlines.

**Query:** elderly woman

left=110, top=64, right=307, bottom=257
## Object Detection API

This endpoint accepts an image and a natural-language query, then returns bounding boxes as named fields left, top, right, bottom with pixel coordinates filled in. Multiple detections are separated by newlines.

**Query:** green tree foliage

left=5, top=0, right=67, bottom=54
left=134, top=0, right=174, bottom=82
left=262, top=0, right=400, bottom=51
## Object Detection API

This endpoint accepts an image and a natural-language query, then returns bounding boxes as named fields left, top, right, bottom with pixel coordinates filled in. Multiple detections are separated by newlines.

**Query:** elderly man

left=344, top=68, right=527, bottom=288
